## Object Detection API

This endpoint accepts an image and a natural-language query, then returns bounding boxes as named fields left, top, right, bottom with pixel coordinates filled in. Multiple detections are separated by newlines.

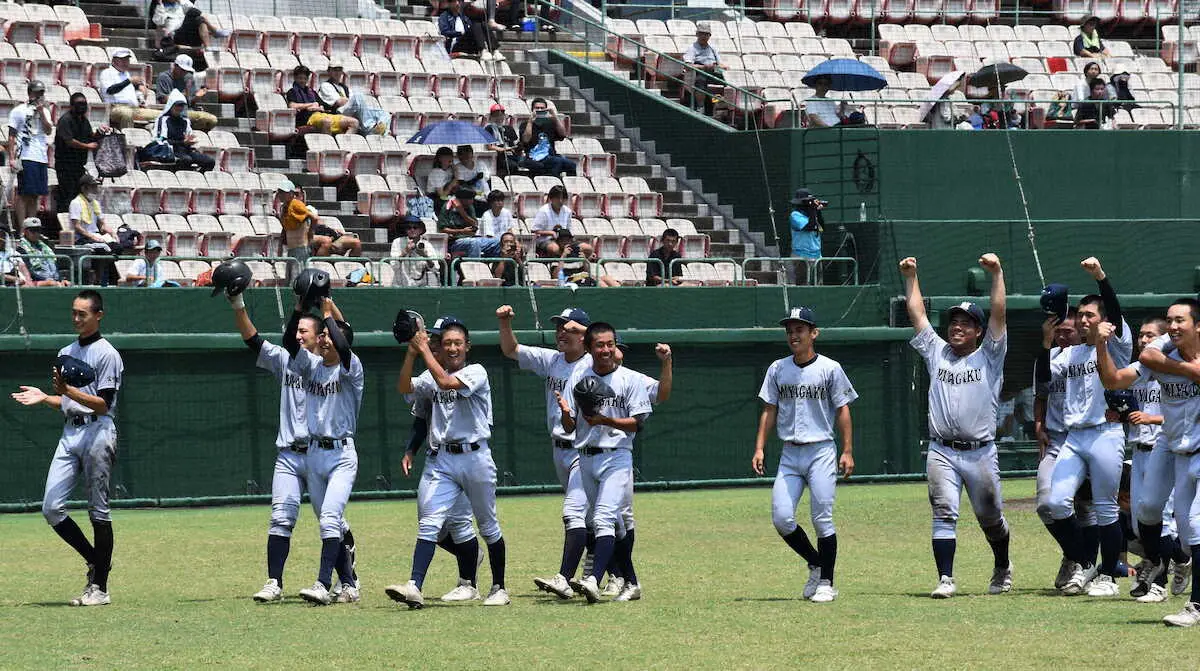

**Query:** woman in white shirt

left=480, top=190, right=514, bottom=238
left=531, top=184, right=572, bottom=256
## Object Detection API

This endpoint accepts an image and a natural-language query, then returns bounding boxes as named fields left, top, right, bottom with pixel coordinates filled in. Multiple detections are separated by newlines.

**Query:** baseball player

left=1039, top=257, right=1130, bottom=597
left=280, top=297, right=363, bottom=606
left=497, top=306, right=594, bottom=600
left=560, top=322, right=654, bottom=604
left=388, top=316, right=510, bottom=608
left=226, top=294, right=360, bottom=604
left=11, top=290, right=123, bottom=607
left=752, top=306, right=856, bottom=603
left=1096, top=299, right=1200, bottom=622
left=900, top=254, right=1012, bottom=598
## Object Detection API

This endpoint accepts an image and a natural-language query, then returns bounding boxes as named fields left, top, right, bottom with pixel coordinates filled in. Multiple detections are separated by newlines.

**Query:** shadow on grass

left=732, top=597, right=803, bottom=602
left=24, top=602, right=76, bottom=607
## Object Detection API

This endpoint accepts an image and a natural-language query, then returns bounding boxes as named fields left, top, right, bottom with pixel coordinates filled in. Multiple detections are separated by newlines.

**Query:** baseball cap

left=696, top=21, right=712, bottom=34
left=173, top=54, right=195, bottom=72
left=22, top=217, right=40, bottom=229
left=551, top=307, right=591, bottom=327
left=328, top=58, right=345, bottom=70
left=1040, top=283, right=1070, bottom=322
left=111, top=47, right=133, bottom=60
left=779, top=306, right=817, bottom=328
left=946, top=301, right=986, bottom=327
left=146, top=239, right=162, bottom=251
left=276, top=178, right=298, bottom=193
left=615, top=333, right=629, bottom=352
left=430, top=315, right=468, bottom=336
left=489, top=103, right=505, bottom=113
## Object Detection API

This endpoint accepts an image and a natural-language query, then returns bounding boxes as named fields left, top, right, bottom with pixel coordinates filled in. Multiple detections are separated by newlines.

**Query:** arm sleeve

left=244, top=334, right=265, bottom=353
left=282, top=311, right=302, bottom=357
left=828, top=364, right=859, bottom=409
left=625, top=373, right=653, bottom=416
left=406, top=415, right=429, bottom=454
left=1097, top=277, right=1123, bottom=338
left=323, top=316, right=352, bottom=371
left=516, top=345, right=554, bottom=376
left=106, top=78, right=134, bottom=96
left=908, top=324, right=944, bottom=360
left=1034, top=347, right=1051, bottom=387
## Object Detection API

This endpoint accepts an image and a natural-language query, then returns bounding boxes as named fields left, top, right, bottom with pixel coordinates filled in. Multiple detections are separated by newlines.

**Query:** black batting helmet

left=210, top=259, right=253, bottom=297
left=293, top=267, right=331, bottom=310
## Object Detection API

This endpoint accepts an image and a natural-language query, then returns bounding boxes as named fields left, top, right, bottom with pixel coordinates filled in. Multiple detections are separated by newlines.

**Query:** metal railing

left=668, top=256, right=746, bottom=286
left=449, top=256, right=519, bottom=286
left=742, top=256, right=859, bottom=286
left=596, top=256, right=665, bottom=285
left=3, top=253, right=76, bottom=285
left=796, top=96, right=1181, bottom=130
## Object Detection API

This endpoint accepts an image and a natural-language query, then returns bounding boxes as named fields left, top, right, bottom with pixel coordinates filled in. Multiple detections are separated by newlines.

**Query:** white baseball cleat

left=1136, top=583, right=1168, bottom=603
left=441, top=579, right=481, bottom=602
left=69, top=584, right=110, bottom=607
left=810, top=581, right=837, bottom=603
left=336, top=585, right=361, bottom=603
left=1053, top=556, right=1073, bottom=590
left=802, top=565, right=821, bottom=600
left=1130, top=560, right=1164, bottom=598
left=385, top=580, right=425, bottom=609
left=1086, top=574, right=1119, bottom=597
left=482, top=585, right=510, bottom=606
left=1172, top=559, right=1192, bottom=596
left=252, top=579, right=283, bottom=603
left=1061, top=563, right=1097, bottom=596
left=601, top=576, right=625, bottom=598
left=299, top=582, right=333, bottom=606
left=930, top=575, right=956, bottom=599
left=988, top=563, right=1013, bottom=594
left=1164, top=602, right=1200, bottom=627
left=571, top=575, right=601, bottom=604
left=533, top=574, right=575, bottom=599
left=614, top=582, right=642, bottom=602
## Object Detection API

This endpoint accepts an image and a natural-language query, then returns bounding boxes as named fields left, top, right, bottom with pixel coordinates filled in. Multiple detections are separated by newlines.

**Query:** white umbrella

left=918, top=70, right=966, bottom=122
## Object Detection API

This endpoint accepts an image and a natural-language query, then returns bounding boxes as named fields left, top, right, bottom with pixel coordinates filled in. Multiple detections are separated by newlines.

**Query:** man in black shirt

left=647, top=228, right=684, bottom=286
left=54, top=92, right=106, bottom=215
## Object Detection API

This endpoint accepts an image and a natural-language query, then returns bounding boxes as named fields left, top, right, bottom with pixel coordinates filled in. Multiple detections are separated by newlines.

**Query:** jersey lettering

left=547, top=376, right=568, bottom=393
left=935, top=367, right=983, bottom=385
left=1064, top=361, right=1098, bottom=378
left=777, top=384, right=829, bottom=400
left=1160, top=382, right=1200, bottom=400
left=306, top=379, right=343, bottom=396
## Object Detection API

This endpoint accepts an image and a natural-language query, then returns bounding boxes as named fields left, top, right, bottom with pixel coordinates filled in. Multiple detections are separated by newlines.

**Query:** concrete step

left=80, top=1, right=141, bottom=17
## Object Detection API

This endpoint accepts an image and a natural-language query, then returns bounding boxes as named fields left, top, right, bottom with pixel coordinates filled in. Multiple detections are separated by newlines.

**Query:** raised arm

left=397, top=329, right=426, bottom=394
left=496, top=304, right=519, bottom=360
left=1082, top=256, right=1122, bottom=337
left=898, top=256, right=930, bottom=333
left=979, top=252, right=1005, bottom=336
left=229, top=294, right=261, bottom=349
left=654, top=343, right=672, bottom=403
left=282, top=305, right=303, bottom=357
left=1095, top=322, right=1138, bottom=389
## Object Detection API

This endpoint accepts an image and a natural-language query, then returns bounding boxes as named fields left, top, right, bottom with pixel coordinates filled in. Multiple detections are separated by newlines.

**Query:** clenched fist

left=978, top=253, right=1001, bottom=274
left=496, top=305, right=515, bottom=320
left=898, top=257, right=917, bottom=277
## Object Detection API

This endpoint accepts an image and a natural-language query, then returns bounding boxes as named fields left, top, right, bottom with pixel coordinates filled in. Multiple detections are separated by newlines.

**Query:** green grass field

left=0, top=479, right=1194, bottom=670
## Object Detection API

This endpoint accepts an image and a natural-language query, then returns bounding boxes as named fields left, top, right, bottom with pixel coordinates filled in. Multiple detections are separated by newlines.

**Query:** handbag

left=137, top=138, right=175, bottom=164
left=95, top=132, right=128, bottom=178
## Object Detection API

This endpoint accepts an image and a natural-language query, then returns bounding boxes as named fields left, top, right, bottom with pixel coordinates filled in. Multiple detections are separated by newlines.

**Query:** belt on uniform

left=433, top=442, right=481, bottom=454
left=286, top=441, right=309, bottom=454
left=579, top=446, right=619, bottom=456
left=66, top=415, right=98, bottom=427
left=553, top=439, right=575, bottom=450
left=311, top=437, right=350, bottom=450
left=1132, top=442, right=1155, bottom=453
left=934, top=438, right=990, bottom=451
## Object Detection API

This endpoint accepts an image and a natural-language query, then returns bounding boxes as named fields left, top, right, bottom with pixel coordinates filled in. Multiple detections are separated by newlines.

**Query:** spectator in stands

left=336, top=91, right=390, bottom=136
left=70, top=174, right=120, bottom=286
left=483, top=103, right=521, bottom=176
left=440, top=187, right=502, bottom=258
left=390, top=218, right=442, bottom=287
left=311, top=217, right=363, bottom=257
left=1110, top=71, right=1137, bottom=110
left=277, top=179, right=317, bottom=280
left=154, top=91, right=215, bottom=172
left=151, top=0, right=229, bottom=65
left=325, top=61, right=351, bottom=99
left=683, top=22, right=723, bottom=116
left=492, top=230, right=524, bottom=286
left=553, top=235, right=618, bottom=287
left=0, top=235, right=31, bottom=286
left=54, top=93, right=108, bottom=216
left=285, top=66, right=358, bottom=135
left=646, top=227, right=684, bottom=287
left=315, top=84, right=363, bottom=136
left=427, top=146, right=460, bottom=213
left=788, top=188, right=825, bottom=285
left=805, top=76, right=865, bottom=128
left=1073, top=62, right=1103, bottom=105
left=531, top=184, right=572, bottom=255
left=1074, top=77, right=1116, bottom=129
left=481, top=190, right=514, bottom=239
left=455, top=145, right=491, bottom=215
left=101, top=49, right=159, bottom=129
left=1074, top=16, right=1111, bottom=59
left=520, top=98, right=576, bottom=177
left=16, top=219, right=69, bottom=286
left=7, top=80, right=51, bottom=233
left=439, top=0, right=497, bottom=59
left=124, top=240, right=177, bottom=287
left=154, top=54, right=217, bottom=132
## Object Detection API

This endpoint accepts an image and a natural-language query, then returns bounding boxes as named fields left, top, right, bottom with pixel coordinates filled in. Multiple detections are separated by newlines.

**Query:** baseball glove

left=573, top=376, right=616, bottom=418
left=56, top=355, right=97, bottom=388
left=392, top=309, right=425, bottom=344
left=1104, top=389, right=1139, bottom=421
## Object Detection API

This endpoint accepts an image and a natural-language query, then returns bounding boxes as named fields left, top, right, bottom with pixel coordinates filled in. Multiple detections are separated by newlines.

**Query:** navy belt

left=1133, top=442, right=1155, bottom=453
left=311, top=437, right=350, bottom=450
left=433, top=442, right=481, bottom=454
left=287, top=441, right=309, bottom=454
left=554, top=439, right=575, bottom=450
left=66, top=415, right=98, bottom=427
left=935, top=438, right=990, bottom=451
left=580, top=446, right=618, bottom=456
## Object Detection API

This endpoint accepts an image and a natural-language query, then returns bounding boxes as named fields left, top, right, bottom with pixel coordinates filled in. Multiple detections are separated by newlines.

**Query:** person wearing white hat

left=315, top=83, right=360, bottom=136
left=6, top=80, right=52, bottom=232
left=153, top=54, right=216, bottom=131
left=16, top=218, right=70, bottom=286
left=683, top=22, right=723, bottom=115
left=99, top=48, right=159, bottom=128
left=277, top=180, right=318, bottom=283
left=324, top=60, right=351, bottom=99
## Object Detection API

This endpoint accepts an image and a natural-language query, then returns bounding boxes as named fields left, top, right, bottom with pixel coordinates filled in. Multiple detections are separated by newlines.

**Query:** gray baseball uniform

left=1035, top=346, right=1068, bottom=525
left=412, top=397, right=476, bottom=545
left=759, top=354, right=857, bottom=540
left=911, top=324, right=1009, bottom=541
left=43, top=336, right=124, bottom=526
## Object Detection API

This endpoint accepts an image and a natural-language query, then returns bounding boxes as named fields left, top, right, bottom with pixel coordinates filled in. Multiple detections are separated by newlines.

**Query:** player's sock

left=1138, top=522, right=1164, bottom=564
left=456, top=536, right=480, bottom=586
left=585, top=531, right=596, bottom=555
left=333, top=543, right=355, bottom=589
left=437, top=535, right=457, bottom=554
left=486, top=537, right=506, bottom=589
left=590, top=535, right=616, bottom=582
left=1097, top=522, right=1123, bottom=577
left=410, top=539, right=437, bottom=590
left=1047, top=516, right=1083, bottom=564
left=1171, top=537, right=1190, bottom=564
left=986, top=532, right=1010, bottom=569
left=817, top=533, right=837, bottom=585
left=932, top=538, right=955, bottom=578
left=52, top=518, right=95, bottom=564
left=340, top=529, right=357, bottom=581
left=614, top=530, right=638, bottom=586
left=318, top=538, right=341, bottom=590
left=781, top=527, right=820, bottom=566
left=1081, top=525, right=1101, bottom=568
left=558, top=528, right=587, bottom=578
left=267, top=534, right=290, bottom=589
left=90, top=520, right=113, bottom=592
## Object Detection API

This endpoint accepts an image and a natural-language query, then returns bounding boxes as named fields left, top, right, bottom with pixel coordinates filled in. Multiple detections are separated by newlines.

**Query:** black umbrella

left=968, top=62, right=1028, bottom=87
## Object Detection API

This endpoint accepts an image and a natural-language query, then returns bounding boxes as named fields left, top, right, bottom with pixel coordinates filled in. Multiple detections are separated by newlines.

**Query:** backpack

left=116, top=223, right=142, bottom=253
left=95, top=132, right=128, bottom=178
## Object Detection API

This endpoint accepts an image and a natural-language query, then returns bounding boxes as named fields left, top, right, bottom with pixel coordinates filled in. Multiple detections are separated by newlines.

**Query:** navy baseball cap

left=779, top=306, right=817, bottom=328
left=551, top=307, right=591, bottom=327
left=1040, top=283, right=1070, bottom=322
left=946, top=301, right=985, bottom=327
left=429, top=314, right=467, bottom=336
left=615, top=333, right=629, bottom=352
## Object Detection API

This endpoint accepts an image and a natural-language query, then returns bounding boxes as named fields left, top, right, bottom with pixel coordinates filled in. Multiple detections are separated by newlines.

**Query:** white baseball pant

left=1131, top=434, right=1175, bottom=526
left=1047, top=425, right=1124, bottom=526
left=553, top=443, right=589, bottom=531
left=771, top=441, right=837, bottom=539
left=43, top=418, right=117, bottom=526
left=927, top=441, right=1008, bottom=541
left=306, top=439, right=359, bottom=540
left=1036, top=432, right=1097, bottom=526
left=1172, top=451, right=1200, bottom=547
left=581, top=448, right=633, bottom=539
left=416, top=444, right=502, bottom=544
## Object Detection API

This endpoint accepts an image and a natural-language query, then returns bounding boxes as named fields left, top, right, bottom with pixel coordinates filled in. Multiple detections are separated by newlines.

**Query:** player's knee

left=1045, top=496, right=1074, bottom=521
left=979, top=518, right=1009, bottom=541
left=448, top=519, right=475, bottom=545
left=1135, top=500, right=1166, bottom=526
left=563, top=514, right=587, bottom=531
left=42, top=501, right=67, bottom=526
left=772, top=511, right=797, bottom=536
left=931, top=518, right=957, bottom=540
left=1035, top=502, right=1055, bottom=525
left=87, top=510, right=111, bottom=524
left=418, top=520, right=443, bottom=542
left=318, top=515, right=342, bottom=540
left=478, top=520, right=502, bottom=544
left=812, top=512, right=835, bottom=538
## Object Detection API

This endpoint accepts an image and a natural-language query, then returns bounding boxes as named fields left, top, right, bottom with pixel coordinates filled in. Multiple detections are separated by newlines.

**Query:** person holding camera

left=7, top=80, right=52, bottom=233
left=390, top=218, right=442, bottom=287
left=788, top=188, right=826, bottom=286
left=493, top=231, right=525, bottom=286
left=520, top=98, right=575, bottom=177
left=455, top=145, right=491, bottom=216
left=440, top=187, right=503, bottom=261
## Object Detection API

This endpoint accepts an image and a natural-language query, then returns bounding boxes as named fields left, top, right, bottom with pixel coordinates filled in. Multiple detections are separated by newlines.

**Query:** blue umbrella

left=801, top=58, right=887, bottom=92
left=406, top=120, right=495, bottom=145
